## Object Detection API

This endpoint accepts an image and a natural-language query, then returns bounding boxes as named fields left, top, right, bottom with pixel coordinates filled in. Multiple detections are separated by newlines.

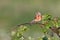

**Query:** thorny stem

left=20, top=22, right=60, bottom=36
left=12, top=22, right=60, bottom=38
left=17, top=22, right=42, bottom=26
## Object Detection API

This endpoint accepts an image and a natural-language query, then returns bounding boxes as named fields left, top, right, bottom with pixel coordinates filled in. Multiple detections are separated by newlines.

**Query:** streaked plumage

left=30, top=12, right=42, bottom=23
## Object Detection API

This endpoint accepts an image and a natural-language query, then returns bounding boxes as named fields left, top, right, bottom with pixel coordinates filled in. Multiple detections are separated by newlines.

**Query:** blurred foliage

left=0, top=0, right=60, bottom=40
left=11, top=25, right=29, bottom=40
left=11, top=14, right=60, bottom=40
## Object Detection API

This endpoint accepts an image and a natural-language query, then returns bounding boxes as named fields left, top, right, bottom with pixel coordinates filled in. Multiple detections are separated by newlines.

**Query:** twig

left=17, top=22, right=42, bottom=27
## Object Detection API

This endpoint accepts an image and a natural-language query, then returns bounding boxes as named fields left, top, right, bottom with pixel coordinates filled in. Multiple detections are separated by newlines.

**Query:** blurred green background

left=0, top=0, right=60, bottom=40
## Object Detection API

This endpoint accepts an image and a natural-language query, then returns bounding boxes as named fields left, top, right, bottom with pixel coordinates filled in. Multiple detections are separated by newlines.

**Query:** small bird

left=17, top=12, right=42, bottom=26
left=30, top=12, right=42, bottom=24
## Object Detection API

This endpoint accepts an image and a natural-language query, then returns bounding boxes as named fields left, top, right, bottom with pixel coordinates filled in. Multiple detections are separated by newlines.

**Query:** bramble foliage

left=11, top=14, right=60, bottom=40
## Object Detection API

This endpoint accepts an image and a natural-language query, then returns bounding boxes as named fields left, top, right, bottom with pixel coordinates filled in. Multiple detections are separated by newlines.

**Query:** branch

left=17, top=22, right=42, bottom=27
